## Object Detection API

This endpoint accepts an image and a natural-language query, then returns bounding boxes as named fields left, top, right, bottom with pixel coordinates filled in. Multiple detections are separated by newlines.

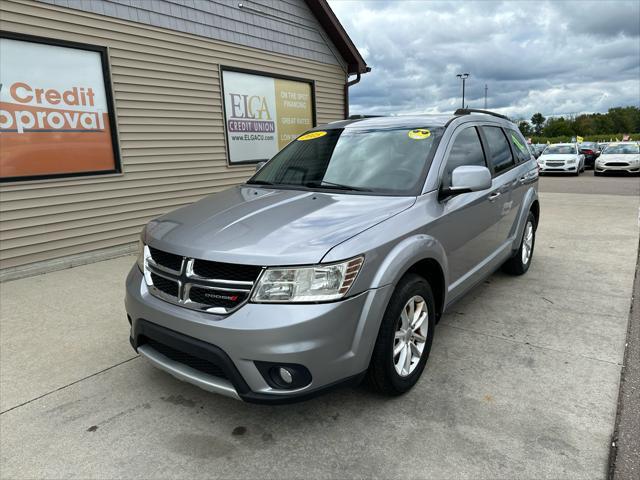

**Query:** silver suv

left=125, top=109, right=540, bottom=403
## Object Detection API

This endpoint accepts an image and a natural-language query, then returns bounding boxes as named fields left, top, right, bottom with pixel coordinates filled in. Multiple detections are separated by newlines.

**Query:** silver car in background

left=537, top=143, right=585, bottom=175
left=125, top=109, right=540, bottom=403
left=594, top=142, right=640, bottom=175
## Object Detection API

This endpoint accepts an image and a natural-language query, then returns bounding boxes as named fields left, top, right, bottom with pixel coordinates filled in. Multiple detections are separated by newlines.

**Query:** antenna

left=484, top=84, right=488, bottom=109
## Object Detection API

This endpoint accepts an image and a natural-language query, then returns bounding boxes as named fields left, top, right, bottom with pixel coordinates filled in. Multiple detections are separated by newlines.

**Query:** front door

left=429, top=125, right=504, bottom=291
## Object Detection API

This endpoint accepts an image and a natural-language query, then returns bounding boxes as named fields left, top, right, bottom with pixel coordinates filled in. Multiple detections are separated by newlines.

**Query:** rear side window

left=507, top=129, right=531, bottom=163
left=483, top=126, right=515, bottom=174
left=442, top=127, right=486, bottom=188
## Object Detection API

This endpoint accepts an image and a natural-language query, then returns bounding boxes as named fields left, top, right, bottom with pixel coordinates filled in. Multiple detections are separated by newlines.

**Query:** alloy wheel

left=522, top=221, right=534, bottom=265
left=393, top=295, right=428, bottom=377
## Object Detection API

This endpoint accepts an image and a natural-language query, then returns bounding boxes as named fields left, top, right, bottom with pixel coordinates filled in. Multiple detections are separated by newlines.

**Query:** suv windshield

left=543, top=145, right=575, bottom=155
left=604, top=144, right=639, bottom=154
left=247, top=127, right=442, bottom=195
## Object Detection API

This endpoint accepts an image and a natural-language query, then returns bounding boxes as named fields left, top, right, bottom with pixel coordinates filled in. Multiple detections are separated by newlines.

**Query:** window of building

left=0, top=33, right=120, bottom=182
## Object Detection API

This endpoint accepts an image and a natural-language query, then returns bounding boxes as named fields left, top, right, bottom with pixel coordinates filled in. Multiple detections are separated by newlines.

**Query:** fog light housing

left=254, top=361, right=312, bottom=390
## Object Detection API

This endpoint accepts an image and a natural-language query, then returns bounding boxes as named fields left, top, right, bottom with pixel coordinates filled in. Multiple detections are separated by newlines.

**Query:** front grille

left=143, top=337, right=227, bottom=379
left=192, top=259, right=262, bottom=282
left=145, top=247, right=260, bottom=314
left=188, top=287, right=248, bottom=309
left=150, top=273, right=179, bottom=297
left=605, top=162, right=629, bottom=167
left=546, top=161, right=564, bottom=167
left=149, top=246, right=182, bottom=271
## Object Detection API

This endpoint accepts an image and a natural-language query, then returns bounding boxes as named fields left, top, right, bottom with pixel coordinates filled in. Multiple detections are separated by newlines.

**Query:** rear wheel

left=503, top=211, right=536, bottom=275
left=367, top=274, right=435, bottom=395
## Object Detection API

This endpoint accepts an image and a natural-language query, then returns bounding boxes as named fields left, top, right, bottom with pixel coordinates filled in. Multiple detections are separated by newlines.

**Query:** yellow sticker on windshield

left=297, top=131, right=327, bottom=141
left=408, top=129, right=431, bottom=140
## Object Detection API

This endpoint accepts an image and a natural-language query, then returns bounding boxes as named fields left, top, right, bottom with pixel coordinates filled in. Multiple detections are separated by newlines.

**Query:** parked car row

left=533, top=141, right=639, bottom=176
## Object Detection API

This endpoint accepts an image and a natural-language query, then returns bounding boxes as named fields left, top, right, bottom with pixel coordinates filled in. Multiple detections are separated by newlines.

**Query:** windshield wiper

left=304, top=180, right=372, bottom=192
left=246, top=179, right=275, bottom=186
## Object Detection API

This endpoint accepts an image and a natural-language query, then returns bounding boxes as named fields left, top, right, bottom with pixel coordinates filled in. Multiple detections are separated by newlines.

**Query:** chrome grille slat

left=144, top=246, right=262, bottom=315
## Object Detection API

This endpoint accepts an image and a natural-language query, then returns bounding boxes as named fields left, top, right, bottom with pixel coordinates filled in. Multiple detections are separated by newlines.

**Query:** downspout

left=344, top=67, right=370, bottom=119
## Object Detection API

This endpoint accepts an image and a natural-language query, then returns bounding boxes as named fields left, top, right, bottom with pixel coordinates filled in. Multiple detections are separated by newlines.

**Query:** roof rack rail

left=454, top=108, right=510, bottom=120
left=347, top=114, right=384, bottom=120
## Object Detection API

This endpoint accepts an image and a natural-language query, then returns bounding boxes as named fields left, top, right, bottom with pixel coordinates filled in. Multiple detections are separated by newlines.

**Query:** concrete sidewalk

left=1, top=190, right=638, bottom=479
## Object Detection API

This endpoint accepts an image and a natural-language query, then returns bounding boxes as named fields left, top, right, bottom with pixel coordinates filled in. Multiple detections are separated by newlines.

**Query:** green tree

left=517, top=120, right=532, bottom=137
left=544, top=117, right=574, bottom=137
left=574, top=114, right=595, bottom=135
left=608, top=106, right=637, bottom=133
left=531, top=113, right=545, bottom=135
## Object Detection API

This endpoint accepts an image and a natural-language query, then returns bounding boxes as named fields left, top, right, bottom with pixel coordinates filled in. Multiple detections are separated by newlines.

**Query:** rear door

left=479, top=125, right=518, bottom=247
left=505, top=128, right=534, bottom=226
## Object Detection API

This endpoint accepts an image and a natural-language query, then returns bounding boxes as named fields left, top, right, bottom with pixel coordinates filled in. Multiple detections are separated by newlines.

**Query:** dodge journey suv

left=125, top=109, right=540, bottom=403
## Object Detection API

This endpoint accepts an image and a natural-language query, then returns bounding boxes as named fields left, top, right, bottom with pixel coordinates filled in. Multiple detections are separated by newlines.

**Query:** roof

left=304, top=0, right=369, bottom=75
left=316, top=112, right=516, bottom=130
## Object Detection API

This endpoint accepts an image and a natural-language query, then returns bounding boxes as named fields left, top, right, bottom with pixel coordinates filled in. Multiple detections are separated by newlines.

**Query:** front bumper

left=538, top=163, right=578, bottom=173
left=125, top=266, right=392, bottom=403
left=595, top=163, right=640, bottom=173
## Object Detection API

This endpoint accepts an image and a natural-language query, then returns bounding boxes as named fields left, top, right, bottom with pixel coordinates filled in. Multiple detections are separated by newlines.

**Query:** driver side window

left=442, top=127, right=486, bottom=189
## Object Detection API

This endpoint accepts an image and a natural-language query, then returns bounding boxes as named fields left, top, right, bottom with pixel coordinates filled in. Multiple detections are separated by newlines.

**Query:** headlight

left=567, top=159, right=576, bottom=164
left=251, top=256, right=364, bottom=303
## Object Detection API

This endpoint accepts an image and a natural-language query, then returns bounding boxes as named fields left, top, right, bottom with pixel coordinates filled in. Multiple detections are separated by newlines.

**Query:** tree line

left=516, top=106, right=640, bottom=141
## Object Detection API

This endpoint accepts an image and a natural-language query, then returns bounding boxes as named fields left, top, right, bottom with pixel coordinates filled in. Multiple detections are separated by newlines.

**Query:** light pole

left=456, top=73, right=469, bottom=109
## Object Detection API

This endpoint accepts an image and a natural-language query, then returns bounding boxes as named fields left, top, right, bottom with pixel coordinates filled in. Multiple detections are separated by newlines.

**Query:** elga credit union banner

left=0, top=38, right=118, bottom=180
left=222, top=70, right=313, bottom=164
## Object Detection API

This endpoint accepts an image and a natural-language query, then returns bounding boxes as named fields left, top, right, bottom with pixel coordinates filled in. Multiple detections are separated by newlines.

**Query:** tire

left=573, top=167, right=580, bottom=176
left=367, top=273, right=436, bottom=396
left=502, top=211, right=536, bottom=275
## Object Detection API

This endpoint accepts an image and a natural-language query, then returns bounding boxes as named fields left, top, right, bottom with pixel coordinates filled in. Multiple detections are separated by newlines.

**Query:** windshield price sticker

left=297, top=131, right=327, bottom=141
left=408, top=129, right=431, bottom=140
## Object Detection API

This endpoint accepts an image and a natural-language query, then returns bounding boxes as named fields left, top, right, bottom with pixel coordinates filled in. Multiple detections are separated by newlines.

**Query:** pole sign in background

left=0, top=35, right=120, bottom=181
left=222, top=69, right=314, bottom=164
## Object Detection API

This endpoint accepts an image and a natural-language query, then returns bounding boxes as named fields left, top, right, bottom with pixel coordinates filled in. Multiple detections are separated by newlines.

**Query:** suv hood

left=145, top=185, right=415, bottom=265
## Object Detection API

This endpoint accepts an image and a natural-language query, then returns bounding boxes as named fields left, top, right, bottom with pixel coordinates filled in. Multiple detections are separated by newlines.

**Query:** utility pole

left=484, top=84, right=488, bottom=109
left=456, top=73, right=469, bottom=109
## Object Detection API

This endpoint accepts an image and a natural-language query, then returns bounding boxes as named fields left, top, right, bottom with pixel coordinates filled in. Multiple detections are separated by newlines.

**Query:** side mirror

left=444, top=165, right=492, bottom=197
left=255, top=161, right=266, bottom=172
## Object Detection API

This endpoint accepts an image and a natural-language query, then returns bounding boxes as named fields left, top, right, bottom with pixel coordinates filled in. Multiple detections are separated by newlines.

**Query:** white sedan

left=537, top=143, right=585, bottom=175
left=595, top=142, right=640, bottom=175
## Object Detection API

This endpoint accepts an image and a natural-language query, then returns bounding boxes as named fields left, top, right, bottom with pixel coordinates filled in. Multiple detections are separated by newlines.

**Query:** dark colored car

left=579, top=142, right=599, bottom=169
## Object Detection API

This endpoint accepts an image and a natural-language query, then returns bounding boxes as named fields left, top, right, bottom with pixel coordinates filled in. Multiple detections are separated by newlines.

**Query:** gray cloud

left=329, top=0, right=640, bottom=119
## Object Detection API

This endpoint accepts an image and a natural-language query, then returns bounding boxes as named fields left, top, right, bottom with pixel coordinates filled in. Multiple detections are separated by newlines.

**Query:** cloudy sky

left=328, top=0, right=640, bottom=119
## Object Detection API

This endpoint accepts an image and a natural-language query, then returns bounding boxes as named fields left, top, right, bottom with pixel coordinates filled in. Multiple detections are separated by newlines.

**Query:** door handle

left=488, top=191, right=501, bottom=201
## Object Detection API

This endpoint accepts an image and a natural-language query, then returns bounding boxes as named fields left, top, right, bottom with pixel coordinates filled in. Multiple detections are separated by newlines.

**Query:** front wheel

left=367, top=274, right=436, bottom=395
left=503, top=211, right=536, bottom=275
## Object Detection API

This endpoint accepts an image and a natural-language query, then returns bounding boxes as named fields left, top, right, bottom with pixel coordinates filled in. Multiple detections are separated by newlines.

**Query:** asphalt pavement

left=1, top=173, right=638, bottom=479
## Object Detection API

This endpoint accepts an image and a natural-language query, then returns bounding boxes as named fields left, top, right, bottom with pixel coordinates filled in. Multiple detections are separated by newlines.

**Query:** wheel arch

left=530, top=199, right=540, bottom=229
left=405, top=258, right=446, bottom=320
